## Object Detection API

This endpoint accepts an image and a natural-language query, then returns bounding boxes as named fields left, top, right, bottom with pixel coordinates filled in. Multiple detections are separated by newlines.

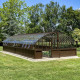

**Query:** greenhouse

left=3, top=32, right=77, bottom=59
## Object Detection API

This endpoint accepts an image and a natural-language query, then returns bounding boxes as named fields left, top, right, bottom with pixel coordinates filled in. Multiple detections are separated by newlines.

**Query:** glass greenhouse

left=3, top=32, right=77, bottom=59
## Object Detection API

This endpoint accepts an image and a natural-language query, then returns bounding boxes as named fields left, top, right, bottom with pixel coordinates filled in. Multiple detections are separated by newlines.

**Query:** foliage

left=58, top=6, right=80, bottom=34
left=0, top=0, right=27, bottom=38
left=43, top=51, right=51, bottom=57
left=72, top=28, right=80, bottom=41
left=26, top=3, right=44, bottom=33
left=0, top=46, right=3, bottom=51
left=41, top=1, right=60, bottom=32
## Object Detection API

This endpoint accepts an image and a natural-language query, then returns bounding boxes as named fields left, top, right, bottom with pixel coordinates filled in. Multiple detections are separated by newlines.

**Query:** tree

left=58, top=6, right=80, bottom=34
left=72, top=28, right=80, bottom=46
left=26, top=3, right=44, bottom=33
left=0, top=8, right=8, bottom=41
left=0, top=0, right=27, bottom=37
left=41, top=1, right=60, bottom=32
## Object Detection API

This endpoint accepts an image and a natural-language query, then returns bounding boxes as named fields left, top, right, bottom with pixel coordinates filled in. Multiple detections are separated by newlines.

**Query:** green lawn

left=0, top=46, right=80, bottom=80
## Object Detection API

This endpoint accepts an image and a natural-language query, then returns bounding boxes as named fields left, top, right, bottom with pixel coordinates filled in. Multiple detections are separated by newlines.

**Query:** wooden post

left=57, top=32, right=59, bottom=49
left=54, top=38, right=55, bottom=48
left=42, top=38, right=43, bottom=50
left=49, top=39, right=50, bottom=47
left=46, top=40, right=47, bottom=50
left=51, top=38, right=53, bottom=58
left=33, top=44, right=35, bottom=50
left=38, top=40, right=39, bottom=49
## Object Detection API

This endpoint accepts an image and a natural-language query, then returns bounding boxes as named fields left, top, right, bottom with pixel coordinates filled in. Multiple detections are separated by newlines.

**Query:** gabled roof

left=3, top=33, right=49, bottom=45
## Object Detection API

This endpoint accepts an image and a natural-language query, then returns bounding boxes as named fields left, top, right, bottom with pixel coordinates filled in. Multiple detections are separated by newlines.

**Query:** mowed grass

left=0, top=46, right=80, bottom=80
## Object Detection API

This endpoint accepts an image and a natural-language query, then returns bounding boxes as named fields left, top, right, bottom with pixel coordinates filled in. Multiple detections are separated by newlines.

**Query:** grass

left=0, top=46, right=80, bottom=80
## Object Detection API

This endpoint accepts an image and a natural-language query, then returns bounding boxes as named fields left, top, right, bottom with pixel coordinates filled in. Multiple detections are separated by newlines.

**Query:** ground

left=0, top=46, right=80, bottom=80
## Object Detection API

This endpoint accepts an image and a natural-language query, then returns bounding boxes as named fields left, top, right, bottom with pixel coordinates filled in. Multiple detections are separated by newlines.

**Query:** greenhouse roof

left=3, top=33, right=50, bottom=45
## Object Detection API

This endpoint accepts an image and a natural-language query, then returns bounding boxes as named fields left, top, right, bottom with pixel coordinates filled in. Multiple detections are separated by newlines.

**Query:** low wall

left=51, top=48, right=77, bottom=58
left=3, top=46, right=77, bottom=59
left=3, top=46, right=42, bottom=59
